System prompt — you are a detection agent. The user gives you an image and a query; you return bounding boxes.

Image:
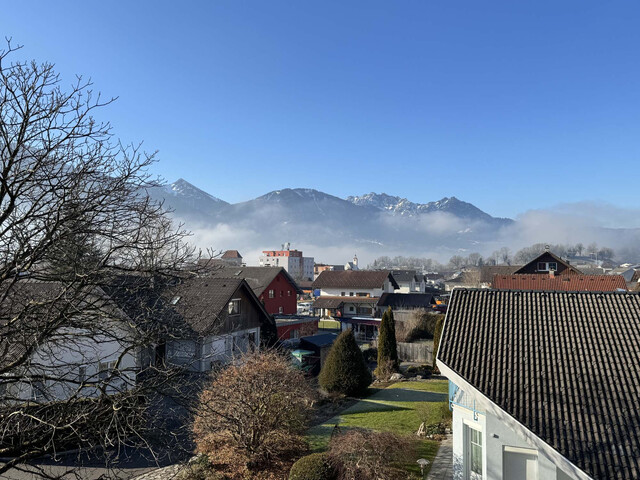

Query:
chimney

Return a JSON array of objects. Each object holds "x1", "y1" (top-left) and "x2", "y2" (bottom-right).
[{"x1": 549, "y1": 270, "x2": 555, "y2": 278}]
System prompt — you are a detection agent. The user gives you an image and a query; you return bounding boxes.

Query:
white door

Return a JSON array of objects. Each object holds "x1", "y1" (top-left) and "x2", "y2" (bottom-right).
[{"x1": 503, "y1": 447, "x2": 538, "y2": 479}]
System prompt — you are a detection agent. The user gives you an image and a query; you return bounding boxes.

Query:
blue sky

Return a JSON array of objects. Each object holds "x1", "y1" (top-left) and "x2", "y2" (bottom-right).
[{"x1": 2, "y1": 1, "x2": 640, "y2": 218}]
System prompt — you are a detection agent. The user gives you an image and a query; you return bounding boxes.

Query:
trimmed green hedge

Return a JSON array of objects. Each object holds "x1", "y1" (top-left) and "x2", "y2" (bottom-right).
[{"x1": 289, "y1": 453, "x2": 336, "y2": 480}]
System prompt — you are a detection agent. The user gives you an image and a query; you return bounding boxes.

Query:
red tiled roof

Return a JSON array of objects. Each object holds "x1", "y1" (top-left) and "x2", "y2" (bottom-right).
[
  {"x1": 221, "y1": 250, "x2": 242, "y2": 259},
  {"x1": 493, "y1": 274, "x2": 627, "y2": 292}
]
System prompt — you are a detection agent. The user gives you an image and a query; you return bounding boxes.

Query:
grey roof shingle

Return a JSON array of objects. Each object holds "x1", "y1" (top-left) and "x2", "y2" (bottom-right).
[
  {"x1": 313, "y1": 270, "x2": 400, "y2": 290},
  {"x1": 377, "y1": 293, "x2": 435, "y2": 308},
  {"x1": 438, "y1": 289, "x2": 640, "y2": 480},
  {"x1": 198, "y1": 264, "x2": 302, "y2": 295}
]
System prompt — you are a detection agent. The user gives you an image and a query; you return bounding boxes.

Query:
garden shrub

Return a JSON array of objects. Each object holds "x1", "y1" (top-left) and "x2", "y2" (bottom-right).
[
  {"x1": 193, "y1": 351, "x2": 314, "y2": 472},
  {"x1": 289, "y1": 453, "x2": 337, "y2": 480},
  {"x1": 328, "y1": 429, "x2": 414, "y2": 480},
  {"x1": 405, "y1": 364, "x2": 433, "y2": 378},
  {"x1": 319, "y1": 330, "x2": 372, "y2": 396}
]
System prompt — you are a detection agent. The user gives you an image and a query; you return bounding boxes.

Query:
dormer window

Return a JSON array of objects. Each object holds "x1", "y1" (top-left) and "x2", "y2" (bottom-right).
[{"x1": 228, "y1": 298, "x2": 241, "y2": 315}]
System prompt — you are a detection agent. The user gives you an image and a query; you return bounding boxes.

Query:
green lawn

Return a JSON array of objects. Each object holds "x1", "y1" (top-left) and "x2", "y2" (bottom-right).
[
  {"x1": 307, "y1": 379, "x2": 450, "y2": 477},
  {"x1": 318, "y1": 319, "x2": 341, "y2": 330}
]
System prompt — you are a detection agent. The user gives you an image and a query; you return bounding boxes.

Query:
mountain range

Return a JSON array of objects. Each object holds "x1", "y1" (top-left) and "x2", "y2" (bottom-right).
[{"x1": 147, "y1": 179, "x2": 516, "y2": 260}]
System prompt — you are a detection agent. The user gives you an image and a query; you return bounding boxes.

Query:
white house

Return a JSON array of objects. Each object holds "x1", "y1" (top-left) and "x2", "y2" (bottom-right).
[
  {"x1": 437, "y1": 288, "x2": 640, "y2": 480},
  {"x1": 1, "y1": 277, "x2": 275, "y2": 403},
  {"x1": 391, "y1": 270, "x2": 426, "y2": 293}
]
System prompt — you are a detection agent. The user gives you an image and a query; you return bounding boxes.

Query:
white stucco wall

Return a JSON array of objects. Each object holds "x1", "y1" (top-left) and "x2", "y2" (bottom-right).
[
  {"x1": 452, "y1": 405, "x2": 565, "y2": 479},
  {"x1": 320, "y1": 287, "x2": 383, "y2": 297}
]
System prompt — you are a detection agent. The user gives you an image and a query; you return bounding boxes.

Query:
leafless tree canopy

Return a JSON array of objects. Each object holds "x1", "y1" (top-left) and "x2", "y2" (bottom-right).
[{"x1": 0, "y1": 41, "x2": 202, "y2": 477}]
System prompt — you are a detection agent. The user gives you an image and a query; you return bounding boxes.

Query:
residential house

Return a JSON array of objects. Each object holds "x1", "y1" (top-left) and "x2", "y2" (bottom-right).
[
  {"x1": 391, "y1": 270, "x2": 426, "y2": 293},
  {"x1": 199, "y1": 264, "x2": 302, "y2": 315},
  {"x1": 437, "y1": 289, "x2": 640, "y2": 480},
  {"x1": 0, "y1": 281, "x2": 138, "y2": 402},
  {"x1": 312, "y1": 270, "x2": 399, "y2": 342},
  {"x1": 493, "y1": 273, "x2": 627, "y2": 291},
  {"x1": 109, "y1": 276, "x2": 276, "y2": 372},
  {"x1": 444, "y1": 270, "x2": 481, "y2": 292},
  {"x1": 513, "y1": 250, "x2": 582, "y2": 276},
  {"x1": 1, "y1": 276, "x2": 276, "y2": 402}
]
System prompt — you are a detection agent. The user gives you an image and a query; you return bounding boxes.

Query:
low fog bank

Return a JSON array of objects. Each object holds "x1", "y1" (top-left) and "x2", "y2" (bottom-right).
[{"x1": 178, "y1": 202, "x2": 640, "y2": 267}]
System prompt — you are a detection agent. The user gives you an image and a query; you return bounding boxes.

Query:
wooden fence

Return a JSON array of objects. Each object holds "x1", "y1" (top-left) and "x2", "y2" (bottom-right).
[{"x1": 372, "y1": 339, "x2": 434, "y2": 364}]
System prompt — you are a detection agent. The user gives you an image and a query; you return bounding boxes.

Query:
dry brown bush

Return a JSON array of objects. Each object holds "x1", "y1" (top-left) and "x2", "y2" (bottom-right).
[
  {"x1": 193, "y1": 351, "x2": 314, "y2": 476},
  {"x1": 396, "y1": 309, "x2": 442, "y2": 342},
  {"x1": 327, "y1": 429, "x2": 415, "y2": 480}
]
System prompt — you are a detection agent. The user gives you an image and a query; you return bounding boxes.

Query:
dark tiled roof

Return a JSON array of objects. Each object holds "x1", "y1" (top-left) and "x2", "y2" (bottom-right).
[
  {"x1": 313, "y1": 270, "x2": 399, "y2": 290},
  {"x1": 221, "y1": 250, "x2": 242, "y2": 259},
  {"x1": 300, "y1": 333, "x2": 338, "y2": 348},
  {"x1": 493, "y1": 274, "x2": 628, "y2": 292},
  {"x1": 479, "y1": 265, "x2": 521, "y2": 284},
  {"x1": 391, "y1": 270, "x2": 419, "y2": 283},
  {"x1": 198, "y1": 264, "x2": 302, "y2": 295},
  {"x1": 438, "y1": 289, "x2": 640, "y2": 480},
  {"x1": 377, "y1": 293, "x2": 435, "y2": 308},
  {"x1": 312, "y1": 296, "x2": 379, "y2": 309}
]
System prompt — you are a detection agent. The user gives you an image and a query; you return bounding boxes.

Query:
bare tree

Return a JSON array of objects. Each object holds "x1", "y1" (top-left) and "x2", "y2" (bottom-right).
[{"x1": 0, "y1": 41, "x2": 201, "y2": 477}]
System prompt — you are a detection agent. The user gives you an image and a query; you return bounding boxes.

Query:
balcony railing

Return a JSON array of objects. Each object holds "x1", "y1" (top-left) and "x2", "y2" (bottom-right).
[{"x1": 449, "y1": 381, "x2": 483, "y2": 419}]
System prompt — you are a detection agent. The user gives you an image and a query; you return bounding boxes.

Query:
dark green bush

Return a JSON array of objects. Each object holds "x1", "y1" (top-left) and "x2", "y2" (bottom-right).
[
  {"x1": 361, "y1": 347, "x2": 378, "y2": 363},
  {"x1": 406, "y1": 364, "x2": 433, "y2": 377},
  {"x1": 376, "y1": 307, "x2": 398, "y2": 375},
  {"x1": 289, "y1": 453, "x2": 337, "y2": 480},
  {"x1": 319, "y1": 330, "x2": 372, "y2": 396}
]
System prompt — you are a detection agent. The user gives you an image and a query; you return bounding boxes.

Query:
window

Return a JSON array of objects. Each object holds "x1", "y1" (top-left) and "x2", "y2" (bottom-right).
[
  {"x1": 269, "y1": 289, "x2": 275, "y2": 298},
  {"x1": 288, "y1": 290, "x2": 291, "y2": 296},
  {"x1": 537, "y1": 262, "x2": 558, "y2": 272},
  {"x1": 280, "y1": 290, "x2": 283, "y2": 297},
  {"x1": 278, "y1": 306, "x2": 284, "y2": 314},
  {"x1": 290, "y1": 329, "x2": 300, "y2": 339},
  {"x1": 98, "y1": 361, "x2": 116, "y2": 381},
  {"x1": 349, "y1": 292, "x2": 354, "y2": 296},
  {"x1": 341, "y1": 292, "x2": 346, "y2": 296},
  {"x1": 228, "y1": 298, "x2": 241, "y2": 315},
  {"x1": 466, "y1": 425, "x2": 483, "y2": 478}
]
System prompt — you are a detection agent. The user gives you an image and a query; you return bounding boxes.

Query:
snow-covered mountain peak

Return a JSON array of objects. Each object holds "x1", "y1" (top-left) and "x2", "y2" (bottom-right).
[{"x1": 168, "y1": 179, "x2": 228, "y2": 204}]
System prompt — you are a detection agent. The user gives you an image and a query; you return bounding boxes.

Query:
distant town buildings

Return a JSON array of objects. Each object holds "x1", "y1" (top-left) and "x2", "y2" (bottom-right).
[{"x1": 259, "y1": 243, "x2": 314, "y2": 281}]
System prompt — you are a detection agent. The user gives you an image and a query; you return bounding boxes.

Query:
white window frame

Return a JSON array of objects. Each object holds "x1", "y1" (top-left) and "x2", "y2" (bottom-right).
[
  {"x1": 269, "y1": 289, "x2": 275, "y2": 298},
  {"x1": 464, "y1": 424, "x2": 483, "y2": 479},
  {"x1": 228, "y1": 298, "x2": 241, "y2": 315}
]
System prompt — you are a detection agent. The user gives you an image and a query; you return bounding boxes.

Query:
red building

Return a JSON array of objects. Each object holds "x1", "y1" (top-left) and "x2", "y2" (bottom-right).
[{"x1": 199, "y1": 264, "x2": 301, "y2": 315}]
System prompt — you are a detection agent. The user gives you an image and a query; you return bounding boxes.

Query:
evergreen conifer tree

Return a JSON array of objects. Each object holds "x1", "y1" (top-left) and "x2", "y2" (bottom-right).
[
  {"x1": 319, "y1": 329, "x2": 372, "y2": 396},
  {"x1": 376, "y1": 307, "x2": 399, "y2": 374}
]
